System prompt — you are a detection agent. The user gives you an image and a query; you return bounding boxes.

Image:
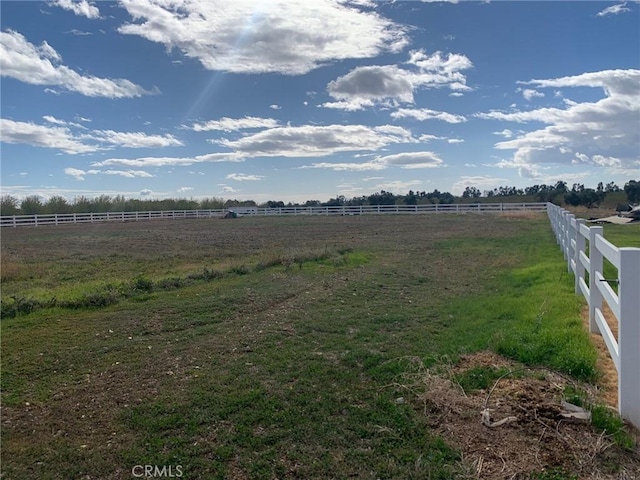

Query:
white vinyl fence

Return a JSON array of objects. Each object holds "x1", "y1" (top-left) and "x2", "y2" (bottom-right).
[
  {"x1": 547, "y1": 202, "x2": 640, "y2": 428},
  {"x1": 0, "y1": 202, "x2": 547, "y2": 228}
]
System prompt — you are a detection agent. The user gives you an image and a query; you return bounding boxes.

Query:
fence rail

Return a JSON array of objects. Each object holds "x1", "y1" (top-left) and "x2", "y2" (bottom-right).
[
  {"x1": 547, "y1": 202, "x2": 640, "y2": 428},
  {"x1": 0, "y1": 202, "x2": 548, "y2": 228}
]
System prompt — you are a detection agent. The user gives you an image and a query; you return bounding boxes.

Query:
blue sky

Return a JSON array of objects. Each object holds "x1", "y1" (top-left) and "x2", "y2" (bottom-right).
[{"x1": 1, "y1": 0, "x2": 639, "y2": 204}]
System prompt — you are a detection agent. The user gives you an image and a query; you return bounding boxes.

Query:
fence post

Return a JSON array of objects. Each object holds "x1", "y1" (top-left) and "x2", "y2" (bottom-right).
[
  {"x1": 588, "y1": 226, "x2": 604, "y2": 334},
  {"x1": 618, "y1": 248, "x2": 640, "y2": 427},
  {"x1": 574, "y1": 219, "x2": 586, "y2": 294},
  {"x1": 566, "y1": 214, "x2": 575, "y2": 272}
]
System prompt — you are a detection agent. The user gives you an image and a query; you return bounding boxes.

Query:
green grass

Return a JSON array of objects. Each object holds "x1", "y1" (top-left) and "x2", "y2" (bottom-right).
[
  {"x1": 0, "y1": 215, "x2": 608, "y2": 478},
  {"x1": 602, "y1": 223, "x2": 640, "y2": 248}
]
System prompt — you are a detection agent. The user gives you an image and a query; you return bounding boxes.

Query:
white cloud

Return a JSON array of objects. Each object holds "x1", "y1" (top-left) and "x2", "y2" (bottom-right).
[
  {"x1": 269, "y1": 104, "x2": 281, "y2": 110},
  {"x1": 301, "y1": 161, "x2": 388, "y2": 171},
  {"x1": 50, "y1": 0, "x2": 100, "y2": 19},
  {"x1": 226, "y1": 173, "x2": 265, "y2": 181},
  {"x1": 375, "y1": 151, "x2": 444, "y2": 169},
  {"x1": 117, "y1": 0, "x2": 408, "y2": 75},
  {"x1": 373, "y1": 180, "x2": 422, "y2": 192},
  {"x1": 220, "y1": 185, "x2": 239, "y2": 194},
  {"x1": 391, "y1": 108, "x2": 467, "y2": 123},
  {"x1": 218, "y1": 124, "x2": 417, "y2": 158},
  {"x1": 1, "y1": 119, "x2": 96, "y2": 154},
  {"x1": 190, "y1": 116, "x2": 279, "y2": 132},
  {"x1": 177, "y1": 187, "x2": 194, "y2": 193},
  {"x1": 447, "y1": 138, "x2": 464, "y2": 144},
  {"x1": 92, "y1": 152, "x2": 241, "y2": 168},
  {"x1": 597, "y1": 2, "x2": 631, "y2": 17},
  {"x1": 65, "y1": 29, "x2": 93, "y2": 36},
  {"x1": 492, "y1": 129, "x2": 515, "y2": 138},
  {"x1": 302, "y1": 150, "x2": 443, "y2": 171},
  {"x1": 87, "y1": 130, "x2": 184, "y2": 148},
  {"x1": 64, "y1": 167, "x2": 88, "y2": 180},
  {"x1": 2, "y1": 118, "x2": 184, "y2": 153},
  {"x1": 43, "y1": 115, "x2": 86, "y2": 129},
  {"x1": 64, "y1": 167, "x2": 154, "y2": 180},
  {"x1": 140, "y1": 189, "x2": 153, "y2": 196},
  {"x1": 323, "y1": 50, "x2": 473, "y2": 110},
  {"x1": 0, "y1": 30, "x2": 155, "y2": 98},
  {"x1": 521, "y1": 88, "x2": 544, "y2": 101},
  {"x1": 479, "y1": 69, "x2": 640, "y2": 176}
]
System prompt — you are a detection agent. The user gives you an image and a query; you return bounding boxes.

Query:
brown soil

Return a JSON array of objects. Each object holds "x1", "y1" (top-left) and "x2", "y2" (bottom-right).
[
  {"x1": 582, "y1": 303, "x2": 619, "y2": 409},
  {"x1": 404, "y1": 352, "x2": 640, "y2": 479}
]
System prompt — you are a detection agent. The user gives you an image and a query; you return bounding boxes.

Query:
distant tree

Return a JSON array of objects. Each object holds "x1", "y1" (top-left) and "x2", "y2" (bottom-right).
[
  {"x1": 580, "y1": 189, "x2": 601, "y2": 208},
  {"x1": 462, "y1": 186, "x2": 481, "y2": 198},
  {"x1": 44, "y1": 195, "x2": 71, "y2": 214},
  {"x1": 404, "y1": 190, "x2": 418, "y2": 205},
  {"x1": 304, "y1": 200, "x2": 321, "y2": 207},
  {"x1": 200, "y1": 197, "x2": 224, "y2": 210},
  {"x1": 0, "y1": 195, "x2": 20, "y2": 215},
  {"x1": 324, "y1": 196, "x2": 346, "y2": 207},
  {"x1": 554, "y1": 181, "x2": 568, "y2": 194},
  {"x1": 20, "y1": 195, "x2": 44, "y2": 215},
  {"x1": 368, "y1": 190, "x2": 396, "y2": 205},
  {"x1": 624, "y1": 180, "x2": 640, "y2": 203},
  {"x1": 605, "y1": 182, "x2": 620, "y2": 193},
  {"x1": 564, "y1": 190, "x2": 581, "y2": 207},
  {"x1": 72, "y1": 195, "x2": 93, "y2": 213}
]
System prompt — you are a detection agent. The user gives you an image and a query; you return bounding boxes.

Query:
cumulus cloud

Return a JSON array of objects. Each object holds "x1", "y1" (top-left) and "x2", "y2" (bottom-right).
[
  {"x1": 0, "y1": 30, "x2": 156, "y2": 98},
  {"x1": 92, "y1": 123, "x2": 427, "y2": 169},
  {"x1": 1, "y1": 118, "x2": 183, "y2": 153},
  {"x1": 391, "y1": 108, "x2": 467, "y2": 123},
  {"x1": 521, "y1": 88, "x2": 544, "y2": 101},
  {"x1": 50, "y1": 0, "x2": 100, "y2": 19},
  {"x1": 43, "y1": 115, "x2": 86, "y2": 129},
  {"x1": 217, "y1": 124, "x2": 416, "y2": 158},
  {"x1": 476, "y1": 69, "x2": 640, "y2": 176},
  {"x1": 597, "y1": 2, "x2": 631, "y2": 17},
  {"x1": 177, "y1": 186, "x2": 194, "y2": 193},
  {"x1": 87, "y1": 130, "x2": 184, "y2": 148},
  {"x1": 376, "y1": 151, "x2": 444, "y2": 168},
  {"x1": 226, "y1": 173, "x2": 265, "y2": 181},
  {"x1": 64, "y1": 167, "x2": 154, "y2": 180},
  {"x1": 302, "y1": 150, "x2": 444, "y2": 171},
  {"x1": 190, "y1": 116, "x2": 279, "y2": 132},
  {"x1": 374, "y1": 180, "x2": 423, "y2": 192},
  {"x1": 492, "y1": 129, "x2": 515, "y2": 138},
  {"x1": 1, "y1": 118, "x2": 96, "y2": 154},
  {"x1": 117, "y1": 0, "x2": 408, "y2": 75},
  {"x1": 323, "y1": 49, "x2": 473, "y2": 110}
]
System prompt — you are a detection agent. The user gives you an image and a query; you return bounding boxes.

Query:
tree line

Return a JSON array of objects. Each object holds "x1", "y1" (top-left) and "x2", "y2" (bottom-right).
[{"x1": 1, "y1": 180, "x2": 638, "y2": 216}]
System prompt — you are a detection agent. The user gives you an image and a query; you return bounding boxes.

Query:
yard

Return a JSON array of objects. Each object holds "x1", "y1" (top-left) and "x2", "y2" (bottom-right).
[{"x1": 1, "y1": 214, "x2": 638, "y2": 479}]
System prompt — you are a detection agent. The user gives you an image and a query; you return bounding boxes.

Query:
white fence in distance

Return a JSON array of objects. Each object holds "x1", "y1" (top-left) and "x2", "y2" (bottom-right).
[
  {"x1": 0, "y1": 202, "x2": 548, "y2": 228},
  {"x1": 547, "y1": 202, "x2": 640, "y2": 428}
]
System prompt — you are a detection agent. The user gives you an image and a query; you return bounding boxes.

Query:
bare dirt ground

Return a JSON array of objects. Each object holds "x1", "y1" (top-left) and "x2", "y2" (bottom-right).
[{"x1": 403, "y1": 351, "x2": 640, "y2": 480}]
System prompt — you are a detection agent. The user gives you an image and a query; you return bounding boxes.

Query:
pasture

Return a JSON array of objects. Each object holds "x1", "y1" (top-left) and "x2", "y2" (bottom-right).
[{"x1": 1, "y1": 214, "x2": 638, "y2": 479}]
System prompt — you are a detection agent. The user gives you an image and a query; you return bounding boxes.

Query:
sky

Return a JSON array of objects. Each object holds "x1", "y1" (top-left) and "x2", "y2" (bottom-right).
[{"x1": 1, "y1": 0, "x2": 639, "y2": 204}]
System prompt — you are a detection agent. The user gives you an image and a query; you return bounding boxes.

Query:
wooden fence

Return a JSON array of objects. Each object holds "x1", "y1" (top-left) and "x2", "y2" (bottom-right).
[
  {"x1": 0, "y1": 202, "x2": 547, "y2": 228},
  {"x1": 547, "y1": 202, "x2": 640, "y2": 428}
]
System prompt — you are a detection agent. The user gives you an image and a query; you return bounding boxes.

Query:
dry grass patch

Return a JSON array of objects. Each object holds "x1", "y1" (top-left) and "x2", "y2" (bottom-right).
[{"x1": 395, "y1": 352, "x2": 640, "y2": 480}]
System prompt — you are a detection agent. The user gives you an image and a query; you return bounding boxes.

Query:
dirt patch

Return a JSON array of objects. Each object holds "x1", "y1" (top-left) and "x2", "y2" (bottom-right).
[
  {"x1": 582, "y1": 303, "x2": 619, "y2": 409},
  {"x1": 401, "y1": 352, "x2": 640, "y2": 479}
]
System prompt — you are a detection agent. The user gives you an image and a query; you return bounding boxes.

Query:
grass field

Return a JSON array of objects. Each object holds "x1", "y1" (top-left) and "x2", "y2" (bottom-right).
[{"x1": 1, "y1": 214, "x2": 637, "y2": 479}]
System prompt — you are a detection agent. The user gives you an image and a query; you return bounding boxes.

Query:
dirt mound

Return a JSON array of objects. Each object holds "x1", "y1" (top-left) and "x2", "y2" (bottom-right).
[{"x1": 401, "y1": 352, "x2": 640, "y2": 479}]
